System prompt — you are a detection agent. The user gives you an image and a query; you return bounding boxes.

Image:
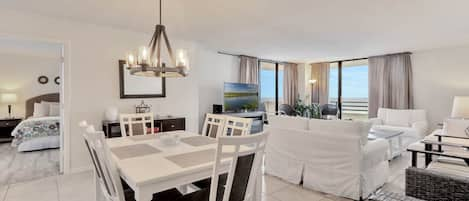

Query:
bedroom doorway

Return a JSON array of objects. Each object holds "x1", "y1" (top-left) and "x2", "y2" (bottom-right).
[{"x1": 0, "y1": 37, "x2": 66, "y2": 185}]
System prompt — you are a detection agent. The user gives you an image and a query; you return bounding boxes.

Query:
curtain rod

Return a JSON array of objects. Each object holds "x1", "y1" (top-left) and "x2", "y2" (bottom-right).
[
  {"x1": 326, "y1": 51, "x2": 412, "y2": 64},
  {"x1": 217, "y1": 51, "x2": 291, "y2": 64}
]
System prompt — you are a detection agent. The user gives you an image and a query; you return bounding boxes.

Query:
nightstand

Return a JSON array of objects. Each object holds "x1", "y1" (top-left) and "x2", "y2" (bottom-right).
[{"x1": 0, "y1": 118, "x2": 22, "y2": 143}]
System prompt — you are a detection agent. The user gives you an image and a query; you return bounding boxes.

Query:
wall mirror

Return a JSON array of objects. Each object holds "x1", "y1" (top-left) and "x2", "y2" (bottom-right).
[{"x1": 119, "y1": 60, "x2": 166, "y2": 99}]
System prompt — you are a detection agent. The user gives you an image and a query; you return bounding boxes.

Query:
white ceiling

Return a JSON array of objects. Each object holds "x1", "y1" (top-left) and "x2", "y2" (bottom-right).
[{"x1": 3, "y1": 0, "x2": 469, "y2": 62}]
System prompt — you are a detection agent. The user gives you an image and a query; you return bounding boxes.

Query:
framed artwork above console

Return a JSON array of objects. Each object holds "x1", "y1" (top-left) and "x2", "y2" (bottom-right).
[{"x1": 119, "y1": 60, "x2": 166, "y2": 99}]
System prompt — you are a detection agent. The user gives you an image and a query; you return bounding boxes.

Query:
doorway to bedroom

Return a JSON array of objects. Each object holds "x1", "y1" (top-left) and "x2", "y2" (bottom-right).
[{"x1": 0, "y1": 37, "x2": 65, "y2": 186}]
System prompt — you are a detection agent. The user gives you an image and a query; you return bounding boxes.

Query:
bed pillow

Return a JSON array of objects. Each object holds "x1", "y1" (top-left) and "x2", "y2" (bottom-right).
[
  {"x1": 41, "y1": 101, "x2": 59, "y2": 115},
  {"x1": 49, "y1": 104, "x2": 60, "y2": 116},
  {"x1": 33, "y1": 103, "x2": 49, "y2": 117}
]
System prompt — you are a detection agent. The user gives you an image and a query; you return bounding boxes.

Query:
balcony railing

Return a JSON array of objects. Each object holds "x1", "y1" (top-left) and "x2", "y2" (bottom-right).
[{"x1": 330, "y1": 98, "x2": 369, "y2": 120}]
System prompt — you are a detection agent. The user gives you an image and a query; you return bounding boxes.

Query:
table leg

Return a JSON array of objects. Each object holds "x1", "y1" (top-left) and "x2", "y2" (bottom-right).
[
  {"x1": 411, "y1": 151, "x2": 417, "y2": 167},
  {"x1": 135, "y1": 186, "x2": 153, "y2": 201},
  {"x1": 388, "y1": 139, "x2": 393, "y2": 160},
  {"x1": 438, "y1": 135, "x2": 442, "y2": 152},
  {"x1": 254, "y1": 168, "x2": 262, "y2": 201},
  {"x1": 398, "y1": 136, "x2": 403, "y2": 155},
  {"x1": 424, "y1": 144, "x2": 433, "y2": 167}
]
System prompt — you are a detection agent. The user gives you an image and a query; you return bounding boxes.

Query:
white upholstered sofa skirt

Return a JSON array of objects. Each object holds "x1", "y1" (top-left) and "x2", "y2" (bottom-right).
[{"x1": 265, "y1": 115, "x2": 389, "y2": 200}]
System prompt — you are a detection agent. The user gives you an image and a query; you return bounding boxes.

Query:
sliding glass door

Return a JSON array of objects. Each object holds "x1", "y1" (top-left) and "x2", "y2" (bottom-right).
[
  {"x1": 259, "y1": 61, "x2": 284, "y2": 114},
  {"x1": 341, "y1": 60, "x2": 369, "y2": 120},
  {"x1": 328, "y1": 59, "x2": 369, "y2": 120}
]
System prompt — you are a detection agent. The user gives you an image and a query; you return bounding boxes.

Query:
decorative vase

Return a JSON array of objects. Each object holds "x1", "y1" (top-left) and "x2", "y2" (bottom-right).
[{"x1": 105, "y1": 107, "x2": 119, "y2": 121}]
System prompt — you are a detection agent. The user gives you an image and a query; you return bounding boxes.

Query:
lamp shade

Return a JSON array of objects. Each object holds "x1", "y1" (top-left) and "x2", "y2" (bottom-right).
[
  {"x1": 451, "y1": 96, "x2": 469, "y2": 118},
  {"x1": 0, "y1": 93, "x2": 18, "y2": 104}
]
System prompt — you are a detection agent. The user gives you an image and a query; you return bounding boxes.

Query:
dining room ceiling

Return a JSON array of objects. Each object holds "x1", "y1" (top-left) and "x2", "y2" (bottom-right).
[{"x1": 3, "y1": 0, "x2": 469, "y2": 62}]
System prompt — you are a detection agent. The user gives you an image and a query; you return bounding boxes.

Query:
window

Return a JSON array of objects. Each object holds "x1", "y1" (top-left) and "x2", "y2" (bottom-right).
[
  {"x1": 328, "y1": 59, "x2": 369, "y2": 120},
  {"x1": 341, "y1": 60, "x2": 369, "y2": 120},
  {"x1": 260, "y1": 62, "x2": 276, "y2": 113},
  {"x1": 259, "y1": 61, "x2": 285, "y2": 113}
]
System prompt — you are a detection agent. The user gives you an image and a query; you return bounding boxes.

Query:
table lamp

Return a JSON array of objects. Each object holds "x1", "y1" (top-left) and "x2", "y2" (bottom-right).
[
  {"x1": 1, "y1": 93, "x2": 18, "y2": 119},
  {"x1": 451, "y1": 96, "x2": 469, "y2": 137},
  {"x1": 451, "y1": 96, "x2": 469, "y2": 118}
]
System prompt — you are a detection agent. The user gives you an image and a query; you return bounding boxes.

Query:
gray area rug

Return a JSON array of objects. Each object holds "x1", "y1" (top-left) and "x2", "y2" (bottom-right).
[
  {"x1": 0, "y1": 143, "x2": 59, "y2": 186},
  {"x1": 369, "y1": 189, "x2": 424, "y2": 201}
]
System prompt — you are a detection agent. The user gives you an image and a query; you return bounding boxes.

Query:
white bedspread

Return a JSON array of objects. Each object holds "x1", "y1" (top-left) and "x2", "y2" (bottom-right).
[{"x1": 11, "y1": 116, "x2": 60, "y2": 152}]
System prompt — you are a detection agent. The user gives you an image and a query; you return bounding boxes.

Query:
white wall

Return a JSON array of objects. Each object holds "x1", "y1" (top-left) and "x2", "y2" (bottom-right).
[
  {"x1": 195, "y1": 48, "x2": 239, "y2": 131},
  {"x1": 0, "y1": 9, "x2": 235, "y2": 173},
  {"x1": 0, "y1": 53, "x2": 61, "y2": 118},
  {"x1": 412, "y1": 46, "x2": 469, "y2": 129}
]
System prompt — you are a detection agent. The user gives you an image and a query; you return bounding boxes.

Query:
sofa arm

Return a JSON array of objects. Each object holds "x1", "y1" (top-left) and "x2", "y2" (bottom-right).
[
  {"x1": 412, "y1": 121, "x2": 429, "y2": 137},
  {"x1": 367, "y1": 118, "x2": 383, "y2": 126},
  {"x1": 363, "y1": 139, "x2": 389, "y2": 169}
]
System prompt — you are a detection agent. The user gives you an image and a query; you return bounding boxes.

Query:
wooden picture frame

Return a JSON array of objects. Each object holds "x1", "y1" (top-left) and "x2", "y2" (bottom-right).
[{"x1": 119, "y1": 60, "x2": 166, "y2": 99}]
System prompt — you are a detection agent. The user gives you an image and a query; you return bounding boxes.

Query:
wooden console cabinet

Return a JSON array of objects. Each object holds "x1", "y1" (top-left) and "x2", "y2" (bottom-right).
[{"x1": 102, "y1": 116, "x2": 185, "y2": 138}]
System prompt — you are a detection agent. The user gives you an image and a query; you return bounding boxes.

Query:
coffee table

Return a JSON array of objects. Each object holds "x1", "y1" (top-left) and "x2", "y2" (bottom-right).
[{"x1": 369, "y1": 128, "x2": 405, "y2": 160}]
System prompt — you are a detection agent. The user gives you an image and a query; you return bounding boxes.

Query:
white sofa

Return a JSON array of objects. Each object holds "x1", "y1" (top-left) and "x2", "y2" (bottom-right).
[
  {"x1": 265, "y1": 115, "x2": 389, "y2": 200},
  {"x1": 369, "y1": 108, "x2": 429, "y2": 158}
]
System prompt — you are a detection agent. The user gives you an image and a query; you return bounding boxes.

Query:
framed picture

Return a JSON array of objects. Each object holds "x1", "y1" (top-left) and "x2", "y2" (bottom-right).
[{"x1": 119, "y1": 60, "x2": 166, "y2": 99}]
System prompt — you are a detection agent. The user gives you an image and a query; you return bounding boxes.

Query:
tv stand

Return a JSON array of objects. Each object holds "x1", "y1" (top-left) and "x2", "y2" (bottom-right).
[{"x1": 223, "y1": 111, "x2": 264, "y2": 133}]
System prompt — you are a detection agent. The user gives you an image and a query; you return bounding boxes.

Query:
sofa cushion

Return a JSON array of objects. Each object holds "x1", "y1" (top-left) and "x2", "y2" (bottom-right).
[
  {"x1": 443, "y1": 118, "x2": 469, "y2": 138},
  {"x1": 308, "y1": 119, "x2": 370, "y2": 145},
  {"x1": 268, "y1": 115, "x2": 309, "y2": 130},
  {"x1": 384, "y1": 109, "x2": 411, "y2": 127}
]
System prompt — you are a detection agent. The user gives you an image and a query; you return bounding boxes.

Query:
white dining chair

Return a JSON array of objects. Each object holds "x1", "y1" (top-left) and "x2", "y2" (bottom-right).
[
  {"x1": 175, "y1": 131, "x2": 269, "y2": 201},
  {"x1": 83, "y1": 125, "x2": 126, "y2": 201},
  {"x1": 201, "y1": 113, "x2": 227, "y2": 138},
  {"x1": 222, "y1": 116, "x2": 253, "y2": 136},
  {"x1": 119, "y1": 113, "x2": 155, "y2": 137},
  {"x1": 82, "y1": 124, "x2": 182, "y2": 201}
]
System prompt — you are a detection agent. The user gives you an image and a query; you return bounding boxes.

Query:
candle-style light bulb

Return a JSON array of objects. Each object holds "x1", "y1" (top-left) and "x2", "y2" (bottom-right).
[
  {"x1": 139, "y1": 46, "x2": 148, "y2": 64},
  {"x1": 127, "y1": 53, "x2": 136, "y2": 67}
]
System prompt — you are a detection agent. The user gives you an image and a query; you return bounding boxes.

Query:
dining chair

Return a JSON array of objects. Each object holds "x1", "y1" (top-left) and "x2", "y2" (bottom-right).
[
  {"x1": 119, "y1": 113, "x2": 155, "y2": 137},
  {"x1": 82, "y1": 123, "x2": 182, "y2": 201},
  {"x1": 175, "y1": 131, "x2": 269, "y2": 201},
  {"x1": 222, "y1": 116, "x2": 253, "y2": 136},
  {"x1": 201, "y1": 113, "x2": 227, "y2": 138}
]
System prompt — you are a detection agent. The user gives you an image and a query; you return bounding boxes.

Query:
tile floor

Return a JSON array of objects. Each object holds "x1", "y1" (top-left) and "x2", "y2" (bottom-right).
[{"x1": 0, "y1": 153, "x2": 417, "y2": 201}]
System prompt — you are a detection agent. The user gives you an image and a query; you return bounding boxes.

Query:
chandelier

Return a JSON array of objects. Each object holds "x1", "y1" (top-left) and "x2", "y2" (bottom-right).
[{"x1": 125, "y1": 0, "x2": 189, "y2": 77}]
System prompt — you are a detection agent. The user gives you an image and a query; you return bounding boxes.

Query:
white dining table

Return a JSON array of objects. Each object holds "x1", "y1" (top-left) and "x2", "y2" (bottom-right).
[{"x1": 96, "y1": 130, "x2": 262, "y2": 201}]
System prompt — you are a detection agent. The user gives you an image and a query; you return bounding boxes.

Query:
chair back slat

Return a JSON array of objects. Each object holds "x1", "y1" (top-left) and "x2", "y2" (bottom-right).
[
  {"x1": 209, "y1": 131, "x2": 269, "y2": 201},
  {"x1": 223, "y1": 116, "x2": 253, "y2": 136},
  {"x1": 81, "y1": 122, "x2": 125, "y2": 201},
  {"x1": 119, "y1": 113, "x2": 154, "y2": 137},
  {"x1": 202, "y1": 114, "x2": 227, "y2": 138}
]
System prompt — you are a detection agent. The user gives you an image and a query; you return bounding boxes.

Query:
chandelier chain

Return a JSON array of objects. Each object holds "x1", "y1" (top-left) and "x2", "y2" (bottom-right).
[{"x1": 159, "y1": 0, "x2": 162, "y2": 25}]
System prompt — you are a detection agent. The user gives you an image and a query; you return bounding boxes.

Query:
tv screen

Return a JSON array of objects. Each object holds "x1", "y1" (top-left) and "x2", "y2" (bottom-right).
[{"x1": 224, "y1": 82, "x2": 259, "y2": 112}]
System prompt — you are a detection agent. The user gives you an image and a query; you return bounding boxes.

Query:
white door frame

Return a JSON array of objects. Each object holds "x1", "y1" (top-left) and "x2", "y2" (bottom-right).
[{"x1": 0, "y1": 35, "x2": 72, "y2": 174}]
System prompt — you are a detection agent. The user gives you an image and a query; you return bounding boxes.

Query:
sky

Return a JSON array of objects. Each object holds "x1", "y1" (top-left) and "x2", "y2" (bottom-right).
[
  {"x1": 329, "y1": 65, "x2": 368, "y2": 99},
  {"x1": 225, "y1": 82, "x2": 258, "y2": 93},
  {"x1": 260, "y1": 65, "x2": 368, "y2": 100},
  {"x1": 260, "y1": 69, "x2": 283, "y2": 99}
]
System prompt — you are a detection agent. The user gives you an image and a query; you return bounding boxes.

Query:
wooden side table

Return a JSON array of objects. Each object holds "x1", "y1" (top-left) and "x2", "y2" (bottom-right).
[{"x1": 0, "y1": 118, "x2": 22, "y2": 143}]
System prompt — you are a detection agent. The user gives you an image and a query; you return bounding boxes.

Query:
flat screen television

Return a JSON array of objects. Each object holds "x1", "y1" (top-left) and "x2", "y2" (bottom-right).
[{"x1": 224, "y1": 82, "x2": 259, "y2": 112}]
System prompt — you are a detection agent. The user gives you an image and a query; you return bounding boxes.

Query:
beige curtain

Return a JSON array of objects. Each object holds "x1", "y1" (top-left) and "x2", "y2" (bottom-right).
[
  {"x1": 310, "y1": 63, "x2": 330, "y2": 105},
  {"x1": 283, "y1": 63, "x2": 298, "y2": 106},
  {"x1": 368, "y1": 53, "x2": 413, "y2": 117},
  {"x1": 239, "y1": 56, "x2": 259, "y2": 84}
]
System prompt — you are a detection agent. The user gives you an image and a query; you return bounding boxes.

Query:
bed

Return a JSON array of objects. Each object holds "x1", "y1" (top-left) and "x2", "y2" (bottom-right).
[{"x1": 11, "y1": 93, "x2": 60, "y2": 152}]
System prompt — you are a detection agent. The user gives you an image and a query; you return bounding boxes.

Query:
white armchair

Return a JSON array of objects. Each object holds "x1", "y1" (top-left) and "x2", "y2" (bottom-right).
[{"x1": 369, "y1": 108, "x2": 429, "y2": 157}]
